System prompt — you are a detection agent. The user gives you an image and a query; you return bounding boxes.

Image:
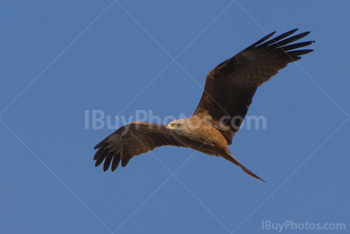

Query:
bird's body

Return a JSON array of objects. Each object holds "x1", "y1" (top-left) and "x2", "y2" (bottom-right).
[
  {"x1": 93, "y1": 29, "x2": 314, "y2": 181},
  {"x1": 167, "y1": 118, "x2": 227, "y2": 156}
]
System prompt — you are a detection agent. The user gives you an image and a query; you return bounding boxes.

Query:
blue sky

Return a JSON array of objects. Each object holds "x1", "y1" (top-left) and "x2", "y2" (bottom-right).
[{"x1": 1, "y1": 1, "x2": 349, "y2": 233}]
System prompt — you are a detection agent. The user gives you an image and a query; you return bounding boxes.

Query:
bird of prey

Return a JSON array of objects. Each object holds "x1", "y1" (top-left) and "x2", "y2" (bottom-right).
[{"x1": 93, "y1": 29, "x2": 314, "y2": 181}]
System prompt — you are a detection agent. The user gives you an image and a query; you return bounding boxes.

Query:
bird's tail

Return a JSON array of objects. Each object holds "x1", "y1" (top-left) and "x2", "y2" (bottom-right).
[{"x1": 223, "y1": 152, "x2": 265, "y2": 182}]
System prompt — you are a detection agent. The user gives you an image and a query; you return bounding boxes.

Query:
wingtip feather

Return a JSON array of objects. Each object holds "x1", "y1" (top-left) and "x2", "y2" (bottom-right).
[
  {"x1": 111, "y1": 154, "x2": 120, "y2": 171},
  {"x1": 95, "y1": 157, "x2": 104, "y2": 167},
  {"x1": 249, "y1": 31, "x2": 276, "y2": 48}
]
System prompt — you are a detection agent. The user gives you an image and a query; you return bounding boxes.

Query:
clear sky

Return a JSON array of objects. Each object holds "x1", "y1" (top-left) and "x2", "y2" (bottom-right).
[{"x1": 1, "y1": 1, "x2": 349, "y2": 233}]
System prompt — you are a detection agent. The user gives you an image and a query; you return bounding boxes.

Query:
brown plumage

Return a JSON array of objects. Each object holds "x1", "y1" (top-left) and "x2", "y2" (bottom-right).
[{"x1": 93, "y1": 29, "x2": 314, "y2": 181}]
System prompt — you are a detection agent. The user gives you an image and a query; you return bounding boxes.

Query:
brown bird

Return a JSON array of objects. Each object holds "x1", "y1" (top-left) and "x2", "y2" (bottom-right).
[{"x1": 93, "y1": 29, "x2": 314, "y2": 181}]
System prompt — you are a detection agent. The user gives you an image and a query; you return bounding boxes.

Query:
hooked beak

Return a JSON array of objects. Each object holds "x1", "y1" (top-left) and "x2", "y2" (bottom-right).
[{"x1": 167, "y1": 124, "x2": 176, "y2": 130}]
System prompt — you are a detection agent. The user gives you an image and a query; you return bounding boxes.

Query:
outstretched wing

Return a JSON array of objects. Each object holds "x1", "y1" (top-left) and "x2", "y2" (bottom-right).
[
  {"x1": 93, "y1": 122, "x2": 184, "y2": 171},
  {"x1": 192, "y1": 29, "x2": 314, "y2": 145}
]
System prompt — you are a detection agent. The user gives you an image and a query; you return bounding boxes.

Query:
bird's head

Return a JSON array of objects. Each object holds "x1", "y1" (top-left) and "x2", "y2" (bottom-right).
[{"x1": 166, "y1": 119, "x2": 186, "y2": 131}]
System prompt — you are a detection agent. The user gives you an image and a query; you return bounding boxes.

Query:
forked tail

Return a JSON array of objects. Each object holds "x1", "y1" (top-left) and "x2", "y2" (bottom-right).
[{"x1": 224, "y1": 152, "x2": 265, "y2": 182}]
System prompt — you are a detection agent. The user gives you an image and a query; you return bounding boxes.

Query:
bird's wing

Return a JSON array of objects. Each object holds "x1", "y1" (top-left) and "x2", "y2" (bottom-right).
[
  {"x1": 192, "y1": 29, "x2": 314, "y2": 145},
  {"x1": 93, "y1": 121, "x2": 184, "y2": 171}
]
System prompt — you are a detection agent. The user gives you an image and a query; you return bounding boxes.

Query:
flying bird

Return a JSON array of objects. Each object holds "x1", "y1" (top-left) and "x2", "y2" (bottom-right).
[{"x1": 93, "y1": 29, "x2": 314, "y2": 181}]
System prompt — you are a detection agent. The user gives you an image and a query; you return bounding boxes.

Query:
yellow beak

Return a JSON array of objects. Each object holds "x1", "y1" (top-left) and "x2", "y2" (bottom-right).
[{"x1": 167, "y1": 124, "x2": 176, "y2": 130}]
